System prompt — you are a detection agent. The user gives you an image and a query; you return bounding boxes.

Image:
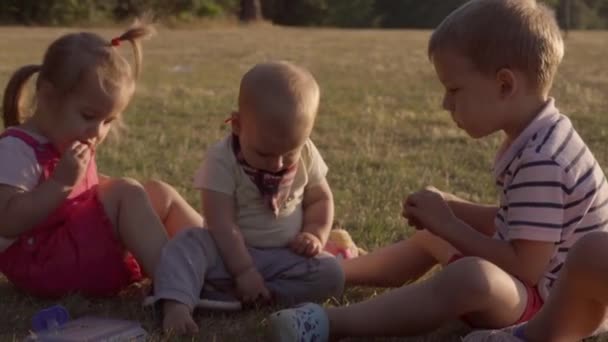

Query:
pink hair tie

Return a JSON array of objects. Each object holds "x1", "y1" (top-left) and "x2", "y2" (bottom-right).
[{"x1": 110, "y1": 37, "x2": 121, "y2": 47}]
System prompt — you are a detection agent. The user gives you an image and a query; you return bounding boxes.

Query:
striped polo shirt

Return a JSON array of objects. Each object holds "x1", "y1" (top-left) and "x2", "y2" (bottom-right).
[{"x1": 493, "y1": 98, "x2": 608, "y2": 300}]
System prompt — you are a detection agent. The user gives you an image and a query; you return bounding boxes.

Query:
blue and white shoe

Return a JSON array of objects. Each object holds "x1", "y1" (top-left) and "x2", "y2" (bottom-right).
[{"x1": 269, "y1": 303, "x2": 329, "y2": 342}]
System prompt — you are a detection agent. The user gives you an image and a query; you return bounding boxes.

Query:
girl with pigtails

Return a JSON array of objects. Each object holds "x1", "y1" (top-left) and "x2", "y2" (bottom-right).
[{"x1": 0, "y1": 21, "x2": 202, "y2": 297}]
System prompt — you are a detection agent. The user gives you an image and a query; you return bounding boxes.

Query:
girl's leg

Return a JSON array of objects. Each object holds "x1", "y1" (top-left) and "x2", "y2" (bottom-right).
[
  {"x1": 272, "y1": 257, "x2": 528, "y2": 339},
  {"x1": 98, "y1": 178, "x2": 169, "y2": 277},
  {"x1": 143, "y1": 180, "x2": 204, "y2": 237},
  {"x1": 343, "y1": 229, "x2": 459, "y2": 287}
]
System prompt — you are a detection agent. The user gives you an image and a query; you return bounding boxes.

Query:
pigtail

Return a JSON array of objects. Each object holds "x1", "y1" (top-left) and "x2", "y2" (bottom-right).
[
  {"x1": 2, "y1": 65, "x2": 41, "y2": 128},
  {"x1": 111, "y1": 18, "x2": 156, "y2": 80}
]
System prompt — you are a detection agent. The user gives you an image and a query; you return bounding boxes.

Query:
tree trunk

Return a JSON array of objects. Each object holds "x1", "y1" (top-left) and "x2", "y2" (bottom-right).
[{"x1": 240, "y1": 0, "x2": 263, "y2": 22}]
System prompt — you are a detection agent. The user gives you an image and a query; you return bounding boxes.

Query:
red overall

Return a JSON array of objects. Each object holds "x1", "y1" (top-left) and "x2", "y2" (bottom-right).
[{"x1": 0, "y1": 129, "x2": 142, "y2": 297}]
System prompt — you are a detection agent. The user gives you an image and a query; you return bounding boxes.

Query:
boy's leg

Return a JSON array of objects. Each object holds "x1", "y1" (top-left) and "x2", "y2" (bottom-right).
[
  {"x1": 343, "y1": 229, "x2": 459, "y2": 287},
  {"x1": 143, "y1": 180, "x2": 204, "y2": 237},
  {"x1": 273, "y1": 256, "x2": 528, "y2": 339},
  {"x1": 98, "y1": 178, "x2": 169, "y2": 277}
]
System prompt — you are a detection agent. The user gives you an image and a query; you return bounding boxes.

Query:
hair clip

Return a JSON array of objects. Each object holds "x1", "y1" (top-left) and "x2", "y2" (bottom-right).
[{"x1": 110, "y1": 38, "x2": 121, "y2": 47}]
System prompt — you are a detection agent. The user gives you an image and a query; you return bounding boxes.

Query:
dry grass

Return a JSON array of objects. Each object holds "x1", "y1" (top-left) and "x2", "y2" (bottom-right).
[{"x1": 0, "y1": 26, "x2": 607, "y2": 341}]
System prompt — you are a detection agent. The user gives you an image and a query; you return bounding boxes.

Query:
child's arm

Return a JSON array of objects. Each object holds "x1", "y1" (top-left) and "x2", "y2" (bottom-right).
[
  {"x1": 443, "y1": 191, "x2": 498, "y2": 237},
  {"x1": 289, "y1": 179, "x2": 333, "y2": 256},
  {"x1": 0, "y1": 181, "x2": 72, "y2": 237},
  {"x1": 404, "y1": 188, "x2": 553, "y2": 284},
  {"x1": 301, "y1": 179, "x2": 334, "y2": 245},
  {"x1": 438, "y1": 219, "x2": 554, "y2": 285},
  {"x1": 0, "y1": 142, "x2": 90, "y2": 237},
  {"x1": 201, "y1": 189, "x2": 270, "y2": 302}
]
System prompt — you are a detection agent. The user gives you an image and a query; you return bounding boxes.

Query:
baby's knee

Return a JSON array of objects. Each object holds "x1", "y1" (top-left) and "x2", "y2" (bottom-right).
[
  {"x1": 172, "y1": 227, "x2": 212, "y2": 246},
  {"x1": 168, "y1": 228, "x2": 217, "y2": 257}
]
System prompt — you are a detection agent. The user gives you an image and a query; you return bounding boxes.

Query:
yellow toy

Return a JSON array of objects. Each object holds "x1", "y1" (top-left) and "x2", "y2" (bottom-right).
[{"x1": 324, "y1": 229, "x2": 366, "y2": 260}]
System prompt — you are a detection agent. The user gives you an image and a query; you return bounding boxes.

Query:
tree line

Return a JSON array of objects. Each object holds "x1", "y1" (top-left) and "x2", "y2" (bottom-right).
[{"x1": 0, "y1": 0, "x2": 606, "y2": 29}]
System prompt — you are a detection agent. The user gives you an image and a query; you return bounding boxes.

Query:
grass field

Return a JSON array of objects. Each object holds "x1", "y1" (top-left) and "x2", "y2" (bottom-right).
[{"x1": 0, "y1": 26, "x2": 607, "y2": 341}]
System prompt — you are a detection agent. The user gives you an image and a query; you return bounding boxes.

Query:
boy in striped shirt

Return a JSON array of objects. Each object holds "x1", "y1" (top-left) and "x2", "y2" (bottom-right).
[{"x1": 269, "y1": 0, "x2": 608, "y2": 341}]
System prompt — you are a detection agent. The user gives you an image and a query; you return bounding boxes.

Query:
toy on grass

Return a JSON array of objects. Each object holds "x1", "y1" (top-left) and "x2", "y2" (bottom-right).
[
  {"x1": 25, "y1": 305, "x2": 147, "y2": 341},
  {"x1": 324, "y1": 228, "x2": 367, "y2": 260}
]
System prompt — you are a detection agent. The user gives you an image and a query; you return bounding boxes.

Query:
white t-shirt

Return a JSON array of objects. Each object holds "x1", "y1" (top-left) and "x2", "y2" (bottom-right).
[
  {"x1": 193, "y1": 135, "x2": 328, "y2": 248},
  {"x1": 0, "y1": 128, "x2": 49, "y2": 251}
]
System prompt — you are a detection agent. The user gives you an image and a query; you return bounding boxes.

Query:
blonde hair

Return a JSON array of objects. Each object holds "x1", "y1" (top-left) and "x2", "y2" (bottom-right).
[
  {"x1": 238, "y1": 61, "x2": 320, "y2": 131},
  {"x1": 428, "y1": 0, "x2": 564, "y2": 95},
  {"x1": 2, "y1": 19, "x2": 155, "y2": 128}
]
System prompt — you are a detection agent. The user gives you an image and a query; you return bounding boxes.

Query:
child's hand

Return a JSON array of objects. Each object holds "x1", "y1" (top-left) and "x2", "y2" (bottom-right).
[
  {"x1": 289, "y1": 232, "x2": 323, "y2": 257},
  {"x1": 235, "y1": 267, "x2": 271, "y2": 304},
  {"x1": 51, "y1": 142, "x2": 91, "y2": 188},
  {"x1": 402, "y1": 186, "x2": 457, "y2": 237},
  {"x1": 402, "y1": 212, "x2": 425, "y2": 230}
]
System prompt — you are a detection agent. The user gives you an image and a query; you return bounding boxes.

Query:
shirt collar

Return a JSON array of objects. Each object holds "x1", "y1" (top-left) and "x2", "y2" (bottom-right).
[{"x1": 493, "y1": 98, "x2": 560, "y2": 179}]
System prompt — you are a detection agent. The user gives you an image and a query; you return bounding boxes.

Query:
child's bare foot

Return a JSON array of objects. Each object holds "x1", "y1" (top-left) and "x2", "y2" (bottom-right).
[{"x1": 162, "y1": 300, "x2": 199, "y2": 335}]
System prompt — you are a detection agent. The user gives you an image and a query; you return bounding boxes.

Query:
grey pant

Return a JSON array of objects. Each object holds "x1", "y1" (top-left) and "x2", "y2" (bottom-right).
[{"x1": 153, "y1": 228, "x2": 344, "y2": 309}]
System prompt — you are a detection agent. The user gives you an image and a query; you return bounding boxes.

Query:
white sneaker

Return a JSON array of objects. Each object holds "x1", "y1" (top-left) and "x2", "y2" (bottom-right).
[{"x1": 269, "y1": 303, "x2": 329, "y2": 342}]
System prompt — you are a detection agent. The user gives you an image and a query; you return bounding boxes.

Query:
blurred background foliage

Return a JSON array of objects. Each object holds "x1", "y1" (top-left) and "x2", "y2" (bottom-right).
[{"x1": 0, "y1": 0, "x2": 604, "y2": 30}]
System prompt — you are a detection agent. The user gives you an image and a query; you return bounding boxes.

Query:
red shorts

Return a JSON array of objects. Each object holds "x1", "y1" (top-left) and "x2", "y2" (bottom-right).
[
  {"x1": 448, "y1": 254, "x2": 543, "y2": 325},
  {"x1": 0, "y1": 188, "x2": 142, "y2": 297}
]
